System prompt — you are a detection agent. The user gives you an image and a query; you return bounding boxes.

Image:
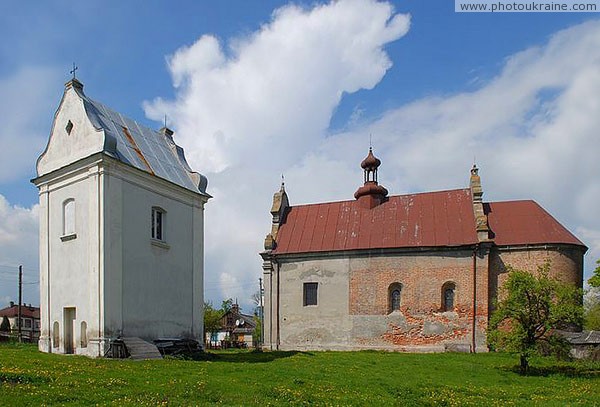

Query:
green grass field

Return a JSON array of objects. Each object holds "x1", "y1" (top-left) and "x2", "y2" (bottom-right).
[{"x1": 0, "y1": 343, "x2": 599, "y2": 406}]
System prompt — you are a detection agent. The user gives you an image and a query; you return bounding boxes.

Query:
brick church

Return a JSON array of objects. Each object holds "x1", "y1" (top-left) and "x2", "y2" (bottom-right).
[{"x1": 260, "y1": 148, "x2": 586, "y2": 352}]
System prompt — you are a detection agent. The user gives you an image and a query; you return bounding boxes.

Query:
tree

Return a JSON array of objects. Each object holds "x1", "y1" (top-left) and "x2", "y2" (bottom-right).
[
  {"x1": 251, "y1": 290, "x2": 263, "y2": 318},
  {"x1": 584, "y1": 259, "x2": 600, "y2": 330},
  {"x1": 203, "y1": 302, "x2": 223, "y2": 347},
  {"x1": 488, "y1": 264, "x2": 583, "y2": 374},
  {"x1": 588, "y1": 259, "x2": 600, "y2": 288},
  {"x1": 584, "y1": 300, "x2": 600, "y2": 330},
  {"x1": 0, "y1": 316, "x2": 10, "y2": 333},
  {"x1": 221, "y1": 298, "x2": 234, "y2": 313},
  {"x1": 253, "y1": 315, "x2": 262, "y2": 345}
]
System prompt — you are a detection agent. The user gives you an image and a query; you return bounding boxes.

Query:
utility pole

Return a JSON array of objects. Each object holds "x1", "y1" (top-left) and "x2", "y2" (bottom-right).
[
  {"x1": 18, "y1": 265, "x2": 22, "y2": 343},
  {"x1": 259, "y1": 277, "x2": 264, "y2": 348}
]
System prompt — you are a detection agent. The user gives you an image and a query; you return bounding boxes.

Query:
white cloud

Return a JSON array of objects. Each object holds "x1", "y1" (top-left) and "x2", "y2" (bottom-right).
[
  {"x1": 144, "y1": 0, "x2": 410, "y2": 174},
  {"x1": 147, "y1": 1, "x2": 600, "y2": 310},
  {"x1": 144, "y1": 0, "x2": 410, "y2": 309},
  {"x1": 0, "y1": 66, "x2": 61, "y2": 183},
  {"x1": 289, "y1": 19, "x2": 600, "y2": 279},
  {"x1": 0, "y1": 195, "x2": 39, "y2": 308}
]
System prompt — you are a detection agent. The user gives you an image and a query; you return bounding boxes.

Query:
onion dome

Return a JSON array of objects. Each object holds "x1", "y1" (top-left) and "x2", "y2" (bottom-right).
[
  {"x1": 361, "y1": 147, "x2": 381, "y2": 170},
  {"x1": 354, "y1": 146, "x2": 388, "y2": 208}
]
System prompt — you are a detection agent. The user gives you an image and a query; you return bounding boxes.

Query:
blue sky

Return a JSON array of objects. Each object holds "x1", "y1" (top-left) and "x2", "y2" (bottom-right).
[{"x1": 1, "y1": 1, "x2": 599, "y2": 311}]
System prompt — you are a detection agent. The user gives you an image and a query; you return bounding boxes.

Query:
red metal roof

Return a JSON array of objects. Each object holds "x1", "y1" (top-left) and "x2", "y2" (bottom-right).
[
  {"x1": 274, "y1": 189, "x2": 479, "y2": 254},
  {"x1": 0, "y1": 304, "x2": 40, "y2": 319},
  {"x1": 486, "y1": 200, "x2": 585, "y2": 247},
  {"x1": 273, "y1": 191, "x2": 586, "y2": 255}
]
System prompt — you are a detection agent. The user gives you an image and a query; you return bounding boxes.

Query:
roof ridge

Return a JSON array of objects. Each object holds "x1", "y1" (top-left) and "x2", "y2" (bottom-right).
[{"x1": 290, "y1": 188, "x2": 471, "y2": 208}]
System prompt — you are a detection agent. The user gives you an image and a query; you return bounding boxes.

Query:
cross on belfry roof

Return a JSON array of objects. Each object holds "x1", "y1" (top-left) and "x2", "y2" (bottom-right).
[{"x1": 70, "y1": 63, "x2": 78, "y2": 79}]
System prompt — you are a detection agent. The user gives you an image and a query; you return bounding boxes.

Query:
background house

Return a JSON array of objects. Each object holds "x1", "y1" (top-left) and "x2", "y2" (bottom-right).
[
  {"x1": 207, "y1": 303, "x2": 257, "y2": 348},
  {"x1": 261, "y1": 148, "x2": 586, "y2": 352},
  {"x1": 0, "y1": 302, "x2": 40, "y2": 342},
  {"x1": 32, "y1": 78, "x2": 210, "y2": 357}
]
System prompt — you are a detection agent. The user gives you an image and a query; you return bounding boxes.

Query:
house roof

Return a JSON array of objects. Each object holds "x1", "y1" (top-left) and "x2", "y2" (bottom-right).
[
  {"x1": 273, "y1": 188, "x2": 479, "y2": 254},
  {"x1": 486, "y1": 200, "x2": 585, "y2": 247},
  {"x1": 559, "y1": 330, "x2": 600, "y2": 345},
  {"x1": 272, "y1": 189, "x2": 585, "y2": 255},
  {"x1": 75, "y1": 81, "x2": 209, "y2": 196},
  {"x1": 0, "y1": 304, "x2": 40, "y2": 319}
]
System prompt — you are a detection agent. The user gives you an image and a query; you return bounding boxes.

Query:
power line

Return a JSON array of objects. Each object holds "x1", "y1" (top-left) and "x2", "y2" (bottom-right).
[{"x1": 0, "y1": 263, "x2": 38, "y2": 271}]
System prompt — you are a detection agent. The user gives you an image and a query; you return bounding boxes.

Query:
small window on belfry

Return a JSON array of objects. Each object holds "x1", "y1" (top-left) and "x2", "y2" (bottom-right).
[
  {"x1": 151, "y1": 207, "x2": 165, "y2": 241},
  {"x1": 442, "y1": 282, "x2": 456, "y2": 312},
  {"x1": 63, "y1": 199, "x2": 75, "y2": 236},
  {"x1": 388, "y1": 283, "x2": 402, "y2": 313},
  {"x1": 66, "y1": 120, "x2": 74, "y2": 135}
]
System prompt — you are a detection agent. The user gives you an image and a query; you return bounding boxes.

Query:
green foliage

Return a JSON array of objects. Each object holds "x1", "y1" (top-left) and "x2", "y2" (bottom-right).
[
  {"x1": 1, "y1": 343, "x2": 600, "y2": 405},
  {"x1": 589, "y1": 259, "x2": 600, "y2": 288},
  {"x1": 253, "y1": 315, "x2": 262, "y2": 344},
  {"x1": 488, "y1": 263, "x2": 583, "y2": 373},
  {"x1": 0, "y1": 316, "x2": 10, "y2": 333},
  {"x1": 221, "y1": 298, "x2": 234, "y2": 313},
  {"x1": 584, "y1": 302, "x2": 600, "y2": 330},
  {"x1": 203, "y1": 302, "x2": 223, "y2": 340}
]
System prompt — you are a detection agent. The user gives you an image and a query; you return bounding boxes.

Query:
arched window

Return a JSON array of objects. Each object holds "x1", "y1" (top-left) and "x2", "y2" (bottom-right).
[
  {"x1": 53, "y1": 321, "x2": 60, "y2": 348},
  {"x1": 151, "y1": 207, "x2": 166, "y2": 241},
  {"x1": 442, "y1": 282, "x2": 456, "y2": 312},
  {"x1": 388, "y1": 283, "x2": 403, "y2": 313},
  {"x1": 63, "y1": 199, "x2": 75, "y2": 236},
  {"x1": 80, "y1": 321, "x2": 88, "y2": 348}
]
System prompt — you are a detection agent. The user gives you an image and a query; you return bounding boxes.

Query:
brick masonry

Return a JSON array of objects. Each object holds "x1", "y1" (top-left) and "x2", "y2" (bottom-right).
[{"x1": 265, "y1": 243, "x2": 583, "y2": 352}]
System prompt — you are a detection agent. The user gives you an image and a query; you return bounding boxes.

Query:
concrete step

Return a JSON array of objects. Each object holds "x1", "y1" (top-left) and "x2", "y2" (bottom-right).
[{"x1": 122, "y1": 337, "x2": 163, "y2": 360}]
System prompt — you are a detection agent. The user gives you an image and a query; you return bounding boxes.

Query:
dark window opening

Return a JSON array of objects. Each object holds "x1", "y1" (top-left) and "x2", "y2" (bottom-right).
[
  {"x1": 391, "y1": 289, "x2": 401, "y2": 311},
  {"x1": 151, "y1": 207, "x2": 165, "y2": 241},
  {"x1": 303, "y1": 282, "x2": 318, "y2": 306},
  {"x1": 388, "y1": 283, "x2": 403, "y2": 313},
  {"x1": 442, "y1": 282, "x2": 456, "y2": 311},
  {"x1": 65, "y1": 120, "x2": 74, "y2": 135}
]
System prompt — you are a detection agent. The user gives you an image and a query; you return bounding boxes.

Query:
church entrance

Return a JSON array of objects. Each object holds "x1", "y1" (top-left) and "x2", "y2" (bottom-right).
[{"x1": 63, "y1": 307, "x2": 76, "y2": 354}]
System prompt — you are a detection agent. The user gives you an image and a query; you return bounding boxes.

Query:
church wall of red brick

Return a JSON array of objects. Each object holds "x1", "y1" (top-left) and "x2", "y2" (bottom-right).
[{"x1": 488, "y1": 245, "x2": 584, "y2": 304}]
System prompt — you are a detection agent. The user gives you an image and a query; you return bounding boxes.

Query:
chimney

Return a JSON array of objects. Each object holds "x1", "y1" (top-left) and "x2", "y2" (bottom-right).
[
  {"x1": 159, "y1": 127, "x2": 174, "y2": 141},
  {"x1": 9, "y1": 301, "x2": 14, "y2": 307}
]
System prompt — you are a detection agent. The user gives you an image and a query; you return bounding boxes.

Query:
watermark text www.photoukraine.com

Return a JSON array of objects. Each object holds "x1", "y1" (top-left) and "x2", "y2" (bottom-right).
[{"x1": 456, "y1": 0, "x2": 600, "y2": 12}]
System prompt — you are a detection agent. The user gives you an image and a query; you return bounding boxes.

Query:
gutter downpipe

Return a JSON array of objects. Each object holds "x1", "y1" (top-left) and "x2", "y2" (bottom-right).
[
  {"x1": 472, "y1": 244, "x2": 478, "y2": 353},
  {"x1": 269, "y1": 259, "x2": 273, "y2": 351},
  {"x1": 276, "y1": 259, "x2": 280, "y2": 351}
]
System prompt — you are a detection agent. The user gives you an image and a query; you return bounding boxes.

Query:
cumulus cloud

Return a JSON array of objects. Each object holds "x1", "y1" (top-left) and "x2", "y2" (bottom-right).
[
  {"x1": 144, "y1": 0, "x2": 411, "y2": 308},
  {"x1": 288, "y1": 19, "x2": 600, "y2": 278},
  {"x1": 0, "y1": 195, "x2": 39, "y2": 307},
  {"x1": 144, "y1": 0, "x2": 410, "y2": 174},
  {"x1": 147, "y1": 0, "x2": 600, "y2": 309}
]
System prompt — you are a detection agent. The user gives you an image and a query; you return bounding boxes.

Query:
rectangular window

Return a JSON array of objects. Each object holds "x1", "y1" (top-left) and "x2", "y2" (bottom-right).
[
  {"x1": 24, "y1": 319, "x2": 32, "y2": 329},
  {"x1": 63, "y1": 199, "x2": 75, "y2": 236},
  {"x1": 303, "y1": 282, "x2": 318, "y2": 306},
  {"x1": 151, "y1": 207, "x2": 164, "y2": 241}
]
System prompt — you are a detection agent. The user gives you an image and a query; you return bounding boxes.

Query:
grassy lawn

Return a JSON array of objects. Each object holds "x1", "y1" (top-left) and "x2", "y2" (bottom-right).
[{"x1": 1, "y1": 343, "x2": 599, "y2": 406}]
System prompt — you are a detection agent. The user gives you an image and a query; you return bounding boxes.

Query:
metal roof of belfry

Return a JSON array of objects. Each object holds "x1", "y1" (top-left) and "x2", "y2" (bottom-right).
[{"x1": 77, "y1": 85, "x2": 208, "y2": 196}]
